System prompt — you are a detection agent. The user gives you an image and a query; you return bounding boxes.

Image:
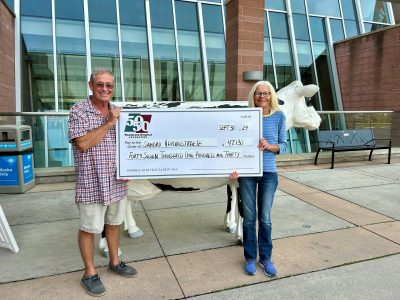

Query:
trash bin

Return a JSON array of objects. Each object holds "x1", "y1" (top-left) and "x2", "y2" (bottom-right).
[{"x1": 0, "y1": 125, "x2": 35, "y2": 193}]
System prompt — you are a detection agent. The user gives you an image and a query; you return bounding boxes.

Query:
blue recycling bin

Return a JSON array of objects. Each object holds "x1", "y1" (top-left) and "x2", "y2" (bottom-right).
[{"x1": 0, "y1": 125, "x2": 35, "y2": 193}]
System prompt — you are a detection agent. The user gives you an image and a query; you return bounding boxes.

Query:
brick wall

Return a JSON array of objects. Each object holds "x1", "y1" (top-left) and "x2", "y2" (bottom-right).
[
  {"x1": 334, "y1": 25, "x2": 400, "y2": 146},
  {"x1": 334, "y1": 24, "x2": 400, "y2": 111},
  {"x1": 225, "y1": 0, "x2": 264, "y2": 101},
  {"x1": 0, "y1": 0, "x2": 15, "y2": 112}
]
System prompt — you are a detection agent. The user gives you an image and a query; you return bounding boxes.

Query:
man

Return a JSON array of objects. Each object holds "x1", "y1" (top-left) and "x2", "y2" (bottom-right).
[{"x1": 68, "y1": 69, "x2": 137, "y2": 297}]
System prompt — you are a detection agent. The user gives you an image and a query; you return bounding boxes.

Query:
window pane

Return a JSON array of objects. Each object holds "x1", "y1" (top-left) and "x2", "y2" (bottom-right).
[
  {"x1": 306, "y1": 0, "x2": 341, "y2": 17},
  {"x1": 293, "y1": 14, "x2": 320, "y2": 108},
  {"x1": 5, "y1": 0, "x2": 14, "y2": 10},
  {"x1": 265, "y1": 0, "x2": 286, "y2": 11},
  {"x1": 293, "y1": 14, "x2": 310, "y2": 41},
  {"x1": 291, "y1": 0, "x2": 306, "y2": 14},
  {"x1": 330, "y1": 19, "x2": 345, "y2": 42},
  {"x1": 341, "y1": 0, "x2": 357, "y2": 20},
  {"x1": 21, "y1": 0, "x2": 55, "y2": 168},
  {"x1": 175, "y1": 1, "x2": 205, "y2": 101},
  {"x1": 344, "y1": 20, "x2": 359, "y2": 37},
  {"x1": 119, "y1": 0, "x2": 151, "y2": 101},
  {"x1": 55, "y1": 0, "x2": 87, "y2": 111},
  {"x1": 203, "y1": 4, "x2": 225, "y2": 101},
  {"x1": 21, "y1": 0, "x2": 55, "y2": 112},
  {"x1": 21, "y1": 0, "x2": 51, "y2": 17},
  {"x1": 309, "y1": 17, "x2": 337, "y2": 111},
  {"x1": 150, "y1": 0, "x2": 180, "y2": 101},
  {"x1": 310, "y1": 17, "x2": 326, "y2": 42},
  {"x1": 269, "y1": 12, "x2": 289, "y2": 39},
  {"x1": 364, "y1": 22, "x2": 388, "y2": 32},
  {"x1": 360, "y1": 0, "x2": 390, "y2": 23},
  {"x1": 269, "y1": 13, "x2": 295, "y2": 88},
  {"x1": 263, "y1": 14, "x2": 275, "y2": 86},
  {"x1": 88, "y1": 0, "x2": 122, "y2": 102}
]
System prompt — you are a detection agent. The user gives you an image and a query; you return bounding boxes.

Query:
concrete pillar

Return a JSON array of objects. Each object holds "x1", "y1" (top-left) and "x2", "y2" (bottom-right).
[{"x1": 225, "y1": 0, "x2": 264, "y2": 101}]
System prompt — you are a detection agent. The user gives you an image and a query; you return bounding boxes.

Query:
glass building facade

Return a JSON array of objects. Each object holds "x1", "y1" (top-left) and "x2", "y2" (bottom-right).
[
  {"x1": 4, "y1": 0, "x2": 396, "y2": 166},
  {"x1": 12, "y1": 0, "x2": 394, "y2": 110}
]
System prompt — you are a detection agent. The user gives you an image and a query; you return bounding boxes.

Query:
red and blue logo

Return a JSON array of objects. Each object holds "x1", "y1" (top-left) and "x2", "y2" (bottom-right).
[{"x1": 124, "y1": 113, "x2": 152, "y2": 133}]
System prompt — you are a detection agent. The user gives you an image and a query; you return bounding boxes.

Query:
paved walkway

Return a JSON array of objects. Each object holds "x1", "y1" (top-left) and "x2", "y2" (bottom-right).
[{"x1": 0, "y1": 159, "x2": 399, "y2": 299}]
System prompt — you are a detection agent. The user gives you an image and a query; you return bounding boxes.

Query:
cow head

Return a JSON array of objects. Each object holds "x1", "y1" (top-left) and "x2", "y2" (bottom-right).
[{"x1": 277, "y1": 81, "x2": 321, "y2": 131}]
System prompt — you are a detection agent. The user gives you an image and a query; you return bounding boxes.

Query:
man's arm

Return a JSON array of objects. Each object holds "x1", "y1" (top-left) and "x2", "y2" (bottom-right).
[{"x1": 74, "y1": 108, "x2": 120, "y2": 152}]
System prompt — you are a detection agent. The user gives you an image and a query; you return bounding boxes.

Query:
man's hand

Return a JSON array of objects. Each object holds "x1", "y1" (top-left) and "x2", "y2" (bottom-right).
[{"x1": 107, "y1": 108, "x2": 121, "y2": 126}]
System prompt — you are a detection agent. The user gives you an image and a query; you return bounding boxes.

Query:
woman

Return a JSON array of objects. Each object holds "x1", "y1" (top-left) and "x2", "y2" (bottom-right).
[{"x1": 230, "y1": 81, "x2": 287, "y2": 277}]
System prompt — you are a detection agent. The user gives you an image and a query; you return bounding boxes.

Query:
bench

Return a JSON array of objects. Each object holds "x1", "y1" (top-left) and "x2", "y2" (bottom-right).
[{"x1": 314, "y1": 128, "x2": 391, "y2": 169}]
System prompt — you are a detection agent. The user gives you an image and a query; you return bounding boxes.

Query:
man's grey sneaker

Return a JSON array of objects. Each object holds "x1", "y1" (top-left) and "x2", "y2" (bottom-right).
[
  {"x1": 81, "y1": 274, "x2": 106, "y2": 297},
  {"x1": 108, "y1": 261, "x2": 138, "y2": 278},
  {"x1": 259, "y1": 259, "x2": 277, "y2": 277}
]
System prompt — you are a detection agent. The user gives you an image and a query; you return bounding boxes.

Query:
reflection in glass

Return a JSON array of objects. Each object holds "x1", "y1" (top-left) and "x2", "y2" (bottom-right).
[
  {"x1": 264, "y1": 13, "x2": 275, "y2": 85},
  {"x1": 55, "y1": 0, "x2": 87, "y2": 111},
  {"x1": 329, "y1": 19, "x2": 344, "y2": 42},
  {"x1": 364, "y1": 22, "x2": 388, "y2": 32},
  {"x1": 269, "y1": 12, "x2": 295, "y2": 88},
  {"x1": 175, "y1": 1, "x2": 205, "y2": 101},
  {"x1": 293, "y1": 14, "x2": 309, "y2": 41},
  {"x1": 360, "y1": 0, "x2": 390, "y2": 23},
  {"x1": 306, "y1": 0, "x2": 341, "y2": 17},
  {"x1": 288, "y1": 128, "x2": 309, "y2": 153},
  {"x1": 88, "y1": 0, "x2": 122, "y2": 102},
  {"x1": 309, "y1": 17, "x2": 327, "y2": 42},
  {"x1": 21, "y1": 0, "x2": 55, "y2": 112},
  {"x1": 293, "y1": 14, "x2": 320, "y2": 109},
  {"x1": 291, "y1": 0, "x2": 306, "y2": 14},
  {"x1": 265, "y1": 0, "x2": 286, "y2": 11},
  {"x1": 310, "y1": 17, "x2": 337, "y2": 111},
  {"x1": 150, "y1": 0, "x2": 180, "y2": 101},
  {"x1": 5, "y1": 0, "x2": 13, "y2": 10},
  {"x1": 203, "y1": 4, "x2": 225, "y2": 101},
  {"x1": 119, "y1": 0, "x2": 151, "y2": 101},
  {"x1": 344, "y1": 20, "x2": 359, "y2": 37},
  {"x1": 21, "y1": 0, "x2": 56, "y2": 168},
  {"x1": 341, "y1": 0, "x2": 357, "y2": 20}
]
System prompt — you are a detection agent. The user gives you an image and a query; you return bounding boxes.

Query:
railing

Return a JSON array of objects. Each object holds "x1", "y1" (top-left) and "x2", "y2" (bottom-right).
[{"x1": 0, "y1": 111, "x2": 393, "y2": 168}]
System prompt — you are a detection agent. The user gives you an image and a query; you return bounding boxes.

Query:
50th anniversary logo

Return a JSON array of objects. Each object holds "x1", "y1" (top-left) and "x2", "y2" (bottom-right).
[{"x1": 124, "y1": 113, "x2": 152, "y2": 134}]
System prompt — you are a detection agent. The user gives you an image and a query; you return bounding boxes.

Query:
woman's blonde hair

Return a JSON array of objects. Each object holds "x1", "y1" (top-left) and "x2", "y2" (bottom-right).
[{"x1": 247, "y1": 81, "x2": 279, "y2": 111}]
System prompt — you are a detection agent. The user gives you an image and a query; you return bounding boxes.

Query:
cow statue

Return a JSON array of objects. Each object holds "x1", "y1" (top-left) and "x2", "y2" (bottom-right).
[{"x1": 99, "y1": 80, "x2": 321, "y2": 256}]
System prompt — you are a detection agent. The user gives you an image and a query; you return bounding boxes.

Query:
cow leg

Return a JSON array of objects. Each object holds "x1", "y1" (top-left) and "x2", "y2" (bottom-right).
[
  {"x1": 232, "y1": 185, "x2": 243, "y2": 244},
  {"x1": 224, "y1": 183, "x2": 238, "y2": 234},
  {"x1": 99, "y1": 230, "x2": 122, "y2": 258},
  {"x1": 236, "y1": 214, "x2": 243, "y2": 244},
  {"x1": 124, "y1": 198, "x2": 144, "y2": 239}
]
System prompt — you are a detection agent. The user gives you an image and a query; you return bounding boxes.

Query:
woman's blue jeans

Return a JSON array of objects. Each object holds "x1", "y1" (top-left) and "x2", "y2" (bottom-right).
[{"x1": 239, "y1": 172, "x2": 278, "y2": 262}]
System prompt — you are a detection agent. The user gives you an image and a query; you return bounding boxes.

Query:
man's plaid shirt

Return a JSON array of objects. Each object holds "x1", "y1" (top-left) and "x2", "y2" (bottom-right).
[{"x1": 68, "y1": 98, "x2": 127, "y2": 205}]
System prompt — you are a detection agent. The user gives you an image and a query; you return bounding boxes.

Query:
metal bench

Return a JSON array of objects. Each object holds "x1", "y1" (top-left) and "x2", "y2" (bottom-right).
[{"x1": 314, "y1": 129, "x2": 391, "y2": 169}]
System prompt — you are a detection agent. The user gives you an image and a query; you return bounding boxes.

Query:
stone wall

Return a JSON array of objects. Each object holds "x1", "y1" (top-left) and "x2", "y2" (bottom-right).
[
  {"x1": 0, "y1": 0, "x2": 15, "y2": 112},
  {"x1": 225, "y1": 0, "x2": 264, "y2": 101}
]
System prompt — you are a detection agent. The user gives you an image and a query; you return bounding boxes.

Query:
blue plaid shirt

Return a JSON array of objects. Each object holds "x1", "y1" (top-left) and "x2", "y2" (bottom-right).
[{"x1": 68, "y1": 97, "x2": 127, "y2": 205}]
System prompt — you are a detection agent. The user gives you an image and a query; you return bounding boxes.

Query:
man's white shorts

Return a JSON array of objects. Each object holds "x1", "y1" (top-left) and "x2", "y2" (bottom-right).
[{"x1": 77, "y1": 197, "x2": 126, "y2": 234}]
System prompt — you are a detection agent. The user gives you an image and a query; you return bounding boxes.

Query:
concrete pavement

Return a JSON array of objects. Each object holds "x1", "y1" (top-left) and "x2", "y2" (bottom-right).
[{"x1": 0, "y1": 158, "x2": 399, "y2": 299}]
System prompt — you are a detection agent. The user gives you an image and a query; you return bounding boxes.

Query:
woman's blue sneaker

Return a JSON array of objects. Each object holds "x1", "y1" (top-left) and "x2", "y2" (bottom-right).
[
  {"x1": 259, "y1": 259, "x2": 277, "y2": 277},
  {"x1": 244, "y1": 260, "x2": 256, "y2": 275}
]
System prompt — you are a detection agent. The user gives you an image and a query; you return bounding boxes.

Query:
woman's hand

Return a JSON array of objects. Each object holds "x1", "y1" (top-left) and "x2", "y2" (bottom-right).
[
  {"x1": 258, "y1": 137, "x2": 270, "y2": 151},
  {"x1": 229, "y1": 171, "x2": 239, "y2": 180}
]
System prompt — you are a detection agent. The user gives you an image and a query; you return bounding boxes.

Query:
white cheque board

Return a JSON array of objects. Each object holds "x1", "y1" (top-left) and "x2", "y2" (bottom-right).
[{"x1": 117, "y1": 108, "x2": 262, "y2": 179}]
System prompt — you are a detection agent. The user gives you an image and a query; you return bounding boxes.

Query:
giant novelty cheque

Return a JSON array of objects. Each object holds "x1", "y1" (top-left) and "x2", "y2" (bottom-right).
[{"x1": 116, "y1": 108, "x2": 262, "y2": 179}]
